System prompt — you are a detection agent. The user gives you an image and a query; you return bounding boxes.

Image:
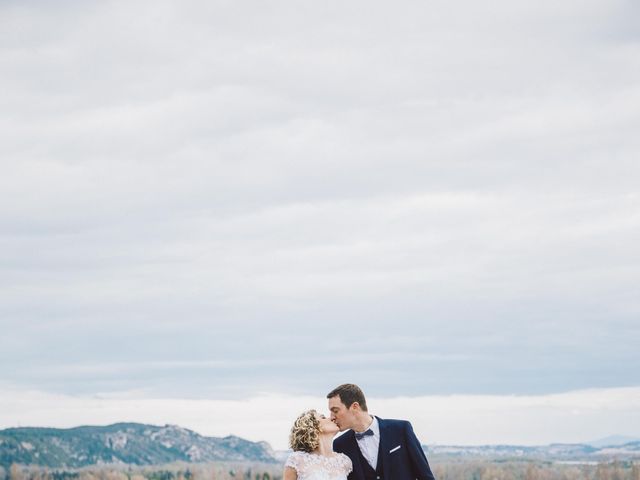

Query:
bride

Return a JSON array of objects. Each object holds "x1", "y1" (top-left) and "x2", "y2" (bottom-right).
[{"x1": 284, "y1": 409, "x2": 352, "y2": 480}]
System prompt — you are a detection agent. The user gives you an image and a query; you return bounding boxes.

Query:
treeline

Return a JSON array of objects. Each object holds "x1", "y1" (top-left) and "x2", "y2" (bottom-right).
[
  {"x1": 2, "y1": 460, "x2": 639, "y2": 480},
  {"x1": 0, "y1": 463, "x2": 282, "y2": 480},
  {"x1": 431, "y1": 460, "x2": 640, "y2": 480}
]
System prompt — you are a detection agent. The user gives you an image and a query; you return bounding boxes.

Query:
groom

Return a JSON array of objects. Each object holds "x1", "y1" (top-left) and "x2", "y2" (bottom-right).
[{"x1": 328, "y1": 383, "x2": 436, "y2": 480}]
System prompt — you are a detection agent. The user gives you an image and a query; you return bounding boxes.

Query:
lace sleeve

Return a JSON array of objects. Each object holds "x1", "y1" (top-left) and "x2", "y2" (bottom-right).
[
  {"x1": 340, "y1": 453, "x2": 353, "y2": 474},
  {"x1": 285, "y1": 451, "x2": 303, "y2": 472}
]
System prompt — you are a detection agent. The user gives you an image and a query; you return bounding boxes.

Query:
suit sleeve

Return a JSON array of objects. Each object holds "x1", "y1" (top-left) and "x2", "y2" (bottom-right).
[{"x1": 404, "y1": 421, "x2": 436, "y2": 480}]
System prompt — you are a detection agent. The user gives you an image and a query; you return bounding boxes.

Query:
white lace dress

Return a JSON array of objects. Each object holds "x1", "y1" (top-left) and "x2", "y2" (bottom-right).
[{"x1": 285, "y1": 451, "x2": 352, "y2": 480}]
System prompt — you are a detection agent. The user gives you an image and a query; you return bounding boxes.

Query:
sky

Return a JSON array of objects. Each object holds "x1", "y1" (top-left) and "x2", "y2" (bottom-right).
[{"x1": 1, "y1": 0, "x2": 639, "y2": 450}]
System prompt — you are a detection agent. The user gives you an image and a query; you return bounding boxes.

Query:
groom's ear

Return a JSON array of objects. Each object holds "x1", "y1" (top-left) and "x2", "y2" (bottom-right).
[{"x1": 350, "y1": 401, "x2": 361, "y2": 411}]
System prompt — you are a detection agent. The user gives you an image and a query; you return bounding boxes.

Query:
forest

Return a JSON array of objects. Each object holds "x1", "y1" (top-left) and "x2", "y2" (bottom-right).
[{"x1": 2, "y1": 459, "x2": 639, "y2": 480}]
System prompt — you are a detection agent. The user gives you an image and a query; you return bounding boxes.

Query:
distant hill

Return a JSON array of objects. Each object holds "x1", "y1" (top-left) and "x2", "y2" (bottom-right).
[
  {"x1": 587, "y1": 435, "x2": 640, "y2": 448},
  {"x1": 3, "y1": 422, "x2": 639, "y2": 469},
  {"x1": 426, "y1": 441, "x2": 640, "y2": 461},
  {"x1": 0, "y1": 423, "x2": 277, "y2": 469}
]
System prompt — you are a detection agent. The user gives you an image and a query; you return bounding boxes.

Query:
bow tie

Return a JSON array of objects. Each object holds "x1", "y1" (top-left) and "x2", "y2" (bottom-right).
[{"x1": 355, "y1": 429, "x2": 374, "y2": 440}]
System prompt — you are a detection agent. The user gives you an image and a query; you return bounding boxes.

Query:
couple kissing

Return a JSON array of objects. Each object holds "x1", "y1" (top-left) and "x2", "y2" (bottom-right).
[{"x1": 284, "y1": 383, "x2": 435, "y2": 480}]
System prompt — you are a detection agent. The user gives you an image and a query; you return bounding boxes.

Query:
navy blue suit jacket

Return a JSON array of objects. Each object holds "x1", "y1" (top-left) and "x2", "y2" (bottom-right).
[{"x1": 333, "y1": 417, "x2": 435, "y2": 480}]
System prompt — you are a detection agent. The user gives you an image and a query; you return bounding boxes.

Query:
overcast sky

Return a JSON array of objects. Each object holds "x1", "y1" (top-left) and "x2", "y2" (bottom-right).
[{"x1": 1, "y1": 0, "x2": 639, "y2": 448}]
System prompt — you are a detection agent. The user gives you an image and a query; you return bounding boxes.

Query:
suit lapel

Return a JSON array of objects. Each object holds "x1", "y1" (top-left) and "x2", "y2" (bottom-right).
[
  {"x1": 345, "y1": 430, "x2": 365, "y2": 480},
  {"x1": 377, "y1": 417, "x2": 392, "y2": 480}
]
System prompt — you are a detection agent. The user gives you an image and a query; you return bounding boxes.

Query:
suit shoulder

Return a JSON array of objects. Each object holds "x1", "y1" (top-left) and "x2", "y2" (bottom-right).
[
  {"x1": 379, "y1": 417, "x2": 412, "y2": 428},
  {"x1": 333, "y1": 431, "x2": 352, "y2": 449}
]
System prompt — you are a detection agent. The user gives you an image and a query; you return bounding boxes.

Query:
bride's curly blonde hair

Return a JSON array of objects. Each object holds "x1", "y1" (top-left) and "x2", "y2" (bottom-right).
[{"x1": 289, "y1": 409, "x2": 320, "y2": 452}]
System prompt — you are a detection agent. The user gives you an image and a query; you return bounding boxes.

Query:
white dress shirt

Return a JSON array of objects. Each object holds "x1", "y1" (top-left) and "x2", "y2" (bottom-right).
[{"x1": 355, "y1": 415, "x2": 380, "y2": 469}]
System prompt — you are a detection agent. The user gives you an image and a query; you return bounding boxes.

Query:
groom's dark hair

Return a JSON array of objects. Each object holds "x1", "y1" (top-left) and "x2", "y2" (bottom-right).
[{"x1": 327, "y1": 383, "x2": 368, "y2": 411}]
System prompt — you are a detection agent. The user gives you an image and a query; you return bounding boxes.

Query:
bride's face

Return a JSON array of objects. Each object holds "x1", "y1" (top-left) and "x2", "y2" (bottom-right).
[{"x1": 316, "y1": 413, "x2": 339, "y2": 435}]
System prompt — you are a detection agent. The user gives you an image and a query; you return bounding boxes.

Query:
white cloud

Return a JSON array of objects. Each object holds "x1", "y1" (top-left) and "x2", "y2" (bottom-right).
[
  {"x1": 1, "y1": 386, "x2": 639, "y2": 450},
  {"x1": 0, "y1": 0, "x2": 638, "y2": 398}
]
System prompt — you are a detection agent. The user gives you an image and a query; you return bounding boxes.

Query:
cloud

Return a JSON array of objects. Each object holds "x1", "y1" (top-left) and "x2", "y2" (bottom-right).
[
  {"x1": 0, "y1": 0, "x2": 639, "y2": 399},
  {"x1": 1, "y1": 385, "x2": 639, "y2": 450}
]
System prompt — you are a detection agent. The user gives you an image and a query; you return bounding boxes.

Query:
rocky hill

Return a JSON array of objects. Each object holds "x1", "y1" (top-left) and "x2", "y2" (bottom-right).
[{"x1": 0, "y1": 423, "x2": 277, "y2": 468}]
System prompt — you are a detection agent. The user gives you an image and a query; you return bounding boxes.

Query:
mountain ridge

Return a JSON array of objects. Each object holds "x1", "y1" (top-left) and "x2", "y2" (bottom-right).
[
  {"x1": 0, "y1": 422, "x2": 277, "y2": 469},
  {"x1": 2, "y1": 422, "x2": 639, "y2": 469},
  {"x1": 425, "y1": 440, "x2": 640, "y2": 460}
]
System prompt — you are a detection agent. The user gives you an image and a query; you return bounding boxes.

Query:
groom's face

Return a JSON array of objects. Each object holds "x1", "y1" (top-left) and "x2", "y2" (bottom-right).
[{"x1": 328, "y1": 395, "x2": 357, "y2": 431}]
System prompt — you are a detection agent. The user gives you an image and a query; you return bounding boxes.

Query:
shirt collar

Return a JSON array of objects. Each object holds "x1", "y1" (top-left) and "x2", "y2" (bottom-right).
[
  {"x1": 355, "y1": 415, "x2": 379, "y2": 439},
  {"x1": 369, "y1": 415, "x2": 380, "y2": 436}
]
